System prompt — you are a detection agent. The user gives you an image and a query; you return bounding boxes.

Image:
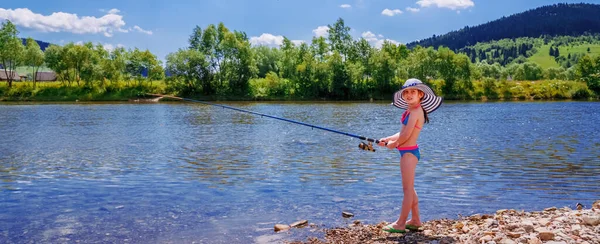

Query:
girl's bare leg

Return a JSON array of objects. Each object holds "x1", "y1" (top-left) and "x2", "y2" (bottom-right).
[
  {"x1": 407, "y1": 189, "x2": 422, "y2": 226},
  {"x1": 390, "y1": 153, "x2": 418, "y2": 230}
]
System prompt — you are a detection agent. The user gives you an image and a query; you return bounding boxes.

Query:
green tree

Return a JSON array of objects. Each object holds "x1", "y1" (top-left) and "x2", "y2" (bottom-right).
[
  {"x1": 327, "y1": 18, "x2": 352, "y2": 58},
  {"x1": 436, "y1": 47, "x2": 458, "y2": 97},
  {"x1": 576, "y1": 55, "x2": 600, "y2": 94},
  {"x1": 371, "y1": 49, "x2": 396, "y2": 96},
  {"x1": 44, "y1": 44, "x2": 68, "y2": 84},
  {"x1": 166, "y1": 48, "x2": 211, "y2": 95},
  {"x1": 0, "y1": 20, "x2": 25, "y2": 88},
  {"x1": 24, "y1": 38, "x2": 45, "y2": 88},
  {"x1": 279, "y1": 37, "x2": 297, "y2": 80},
  {"x1": 189, "y1": 25, "x2": 203, "y2": 50},
  {"x1": 329, "y1": 51, "x2": 350, "y2": 99},
  {"x1": 223, "y1": 31, "x2": 257, "y2": 95},
  {"x1": 453, "y1": 53, "x2": 474, "y2": 99},
  {"x1": 310, "y1": 36, "x2": 329, "y2": 62},
  {"x1": 404, "y1": 46, "x2": 437, "y2": 83},
  {"x1": 254, "y1": 46, "x2": 281, "y2": 78}
]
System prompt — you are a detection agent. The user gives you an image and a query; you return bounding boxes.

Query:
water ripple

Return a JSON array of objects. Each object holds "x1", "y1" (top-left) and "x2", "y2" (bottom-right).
[{"x1": 0, "y1": 101, "x2": 599, "y2": 243}]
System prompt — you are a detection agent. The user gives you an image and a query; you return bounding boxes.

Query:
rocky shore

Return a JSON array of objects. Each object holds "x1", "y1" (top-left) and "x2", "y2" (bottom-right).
[{"x1": 286, "y1": 200, "x2": 600, "y2": 244}]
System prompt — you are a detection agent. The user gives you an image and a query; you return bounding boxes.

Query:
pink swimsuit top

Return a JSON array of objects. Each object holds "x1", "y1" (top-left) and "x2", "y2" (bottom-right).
[{"x1": 401, "y1": 110, "x2": 422, "y2": 130}]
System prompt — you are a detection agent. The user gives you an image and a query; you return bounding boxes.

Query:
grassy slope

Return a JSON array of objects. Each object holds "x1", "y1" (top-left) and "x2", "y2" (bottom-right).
[
  {"x1": 528, "y1": 43, "x2": 600, "y2": 69},
  {"x1": 15, "y1": 66, "x2": 53, "y2": 77}
]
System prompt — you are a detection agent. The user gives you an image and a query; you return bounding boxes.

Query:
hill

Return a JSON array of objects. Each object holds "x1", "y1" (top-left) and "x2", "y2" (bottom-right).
[
  {"x1": 407, "y1": 3, "x2": 600, "y2": 50},
  {"x1": 454, "y1": 35, "x2": 600, "y2": 68},
  {"x1": 21, "y1": 38, "x2": 51, "y2": 51}
]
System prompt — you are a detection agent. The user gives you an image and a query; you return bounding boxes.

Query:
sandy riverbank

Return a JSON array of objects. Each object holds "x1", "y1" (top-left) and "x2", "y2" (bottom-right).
[{"x1": 288, "y1": 200, "x2": 600, "y2": 244}]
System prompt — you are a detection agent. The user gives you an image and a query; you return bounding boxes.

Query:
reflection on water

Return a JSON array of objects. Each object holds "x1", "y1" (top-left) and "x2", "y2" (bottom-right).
[{"x1": 1, "y1": 101, "x2": 599, "y2": 243}]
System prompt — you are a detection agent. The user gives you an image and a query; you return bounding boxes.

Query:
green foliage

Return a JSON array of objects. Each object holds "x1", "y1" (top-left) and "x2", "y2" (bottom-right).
[
  {"x1": 408, "y1": 3, "x2": 600, "y2": 50},
  {"x1": 0, "y1": 20, "x2": 25, "y2": 88},
  {"x1": 5, "y1": 17, "x2": 600, "y2": 102},
  {"x1": 575, "y1": 54, "x2": 600, "y2": 94},
  {"x1": 0, "y1": 80, "x2": 165, "y2": 101},
  {"x1": 482, "y1": 78, "x2": 499, "y2": 99},
  {"x1": 248, "y1": 72, "x2": 291, "y2": 99}
]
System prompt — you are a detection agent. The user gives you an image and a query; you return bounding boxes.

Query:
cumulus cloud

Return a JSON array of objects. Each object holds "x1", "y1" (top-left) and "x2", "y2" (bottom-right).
[
  {"x1": 361, "y1": 31, "x2": 400, "y2": 48},
  {"x1": 406, "y1": 7, "x2": 420, "y2": 12},
  {"x1": 340, "y1": 4, "x2": 352, "y2": 8},
  {"x1": 0, "y1": 8, "x2": 151, "y2": 37},
  {"x1": 416, "y1": 0, "x2": 474, "y2": 10},
  {"x1": 381, "y1": 8, "x2": 403, "y2": 16},
  {"x1": 249, "y1": 33, "x2": 303, "y2": 47},
  {"x1": 312, "y1": 26, "x2": 330, "y2": 37}
]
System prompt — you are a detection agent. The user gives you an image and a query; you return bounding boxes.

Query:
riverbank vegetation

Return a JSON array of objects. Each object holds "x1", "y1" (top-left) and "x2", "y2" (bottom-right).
[{"x1": 2, "y1": 13, "x2": 600, "y2": 101}]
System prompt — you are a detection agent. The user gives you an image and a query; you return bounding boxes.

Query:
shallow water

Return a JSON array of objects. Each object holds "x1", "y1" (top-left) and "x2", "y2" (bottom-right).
[{"x1": 0, "y1": 101, "x2": 599, "y2": 243}]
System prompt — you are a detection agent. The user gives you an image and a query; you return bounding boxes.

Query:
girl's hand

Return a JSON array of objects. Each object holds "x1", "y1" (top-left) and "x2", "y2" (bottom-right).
[
  {"x1": 385, "y1": 140, "x2": 396, "y2": 149},
  {"x1": 377, "y1": 138, "x2": 387, "y2": 147}
]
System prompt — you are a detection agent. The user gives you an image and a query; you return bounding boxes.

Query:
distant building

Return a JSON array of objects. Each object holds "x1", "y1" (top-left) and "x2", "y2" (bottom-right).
[
  {"x1": 35, "y1": 71, "x2": 58, "y2": 81},
  {"x1": 0, "y1": 70, "x2": 21, "y2": 81}
]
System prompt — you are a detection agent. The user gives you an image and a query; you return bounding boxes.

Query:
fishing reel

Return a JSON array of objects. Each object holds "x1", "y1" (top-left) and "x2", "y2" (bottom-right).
[{"x1": 358, "y1": 141, "x2": 376, "y2": 152}]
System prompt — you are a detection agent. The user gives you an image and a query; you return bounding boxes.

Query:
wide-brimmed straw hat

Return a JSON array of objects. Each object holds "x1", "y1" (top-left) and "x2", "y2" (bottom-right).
[{"x1": 392, "y1": 78, "x2": 443, "y2": 113}]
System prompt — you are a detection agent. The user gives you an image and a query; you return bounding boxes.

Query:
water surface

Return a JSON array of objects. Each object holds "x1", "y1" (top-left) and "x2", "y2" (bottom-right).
[{"x1": 0, "y1": 101, "x2": 599, "y2": 243}]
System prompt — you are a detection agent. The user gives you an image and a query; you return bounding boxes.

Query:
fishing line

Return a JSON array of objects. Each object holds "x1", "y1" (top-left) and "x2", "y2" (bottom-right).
[{"x1": 145, "y1": 94, "x2": 380, "y2": 152}]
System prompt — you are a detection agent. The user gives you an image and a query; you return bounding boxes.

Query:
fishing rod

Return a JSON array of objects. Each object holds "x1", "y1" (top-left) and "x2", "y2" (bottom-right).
[{"x1": 145, "y1": 93, "x2": 380, "y2": 152}]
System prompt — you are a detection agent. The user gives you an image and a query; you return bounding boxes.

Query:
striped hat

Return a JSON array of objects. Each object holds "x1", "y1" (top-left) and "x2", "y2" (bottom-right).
[{"x1": 392, "y1": 78, "x2": 443, "y2": 113}]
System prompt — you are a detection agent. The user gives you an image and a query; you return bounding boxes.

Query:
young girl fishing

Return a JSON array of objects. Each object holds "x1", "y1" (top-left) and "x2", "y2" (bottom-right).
[{"x1": 377, "y1": 78, "x2": 443, "y2": 233}]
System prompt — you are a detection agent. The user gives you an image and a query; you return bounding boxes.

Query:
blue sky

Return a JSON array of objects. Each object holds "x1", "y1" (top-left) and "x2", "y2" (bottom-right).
[{"x1": 1, "y1": 0, "x2": 597, "y2": 62}]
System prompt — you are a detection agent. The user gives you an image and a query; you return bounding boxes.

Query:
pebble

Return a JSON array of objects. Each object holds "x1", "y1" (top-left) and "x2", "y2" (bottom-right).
[
  {"x1": 582, "y1": 215, "x2": 600, "y2": 226},
  {"x1": 341, "y1": 211, "x2": 354, "y2": 218},
  {"x1": 289, "y1": 200, "x2": 600, "y2": 244}
]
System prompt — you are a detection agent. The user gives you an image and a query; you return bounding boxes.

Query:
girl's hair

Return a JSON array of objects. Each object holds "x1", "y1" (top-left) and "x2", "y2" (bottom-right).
[
  {"x1": 421, "y1": 106, "x2": 429, "y2": 124},
  {"x1": 419, "y1": 91, "x2": 429, "y2": 124}
]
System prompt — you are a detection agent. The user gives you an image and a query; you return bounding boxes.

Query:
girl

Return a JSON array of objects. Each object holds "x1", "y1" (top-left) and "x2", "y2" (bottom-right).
[{"x1": 378, "y1": 78, "x2": 443, "y2": 233}]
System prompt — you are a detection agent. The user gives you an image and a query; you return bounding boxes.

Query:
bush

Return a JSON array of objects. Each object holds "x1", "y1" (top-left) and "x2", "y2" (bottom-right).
[
  {"x1": 482, "y1": 78, "x2": 499, "y2": 99},
  {"x1": 248, "y1": 72, "x2": 290, "y2": 99},
  {"x1": 571, "y1": 87, "x2": 592, "y2": 99}
]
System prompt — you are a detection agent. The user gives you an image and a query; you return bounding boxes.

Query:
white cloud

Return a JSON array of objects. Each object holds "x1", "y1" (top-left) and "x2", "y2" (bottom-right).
[
  {"x1": 291, "y1": 40, "x2": 305, "y2": 46},
  {"x1": 361, "y1": 31, "x2": 400, "y2": 48},
  {"x1": 250, "y1": 33, "x2": 283, "y2": 46},
  {"x1": 312, "y1": 26, "x2": 330, "y2": 37},
  {"x1": 107, "y1": 8, "x2": 120, "y2": 14},
  {"x1": 381, "y1": 8, "x2": 403, "y2": 16},
  {"x1": 362, "y1": 31, "x2": 377, "y2": 43},
  {"x1": 133, "y1": 25, "x2": 153, "y2": 35},
  {"x1": 249, "y1": 33, "x2": 303, "y2": 47},
  {"x1": 103, "y1": 43, "x2": 125, "y2": 51},
  {"x1": 416, "y1": 0, "x2": 474, "y2": 10},
  {"x1": 340, "y1": 4, "x2": 352, "y2": 8},
  {"x1": 406, "y1": 7, "x2": 420, "y2": 12},
  {"x1": 0, "y1": 7, "x2": 152, "y2": 37}
]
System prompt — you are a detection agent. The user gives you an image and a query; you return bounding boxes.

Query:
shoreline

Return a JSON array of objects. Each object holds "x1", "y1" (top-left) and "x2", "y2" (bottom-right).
[{"x1": 289, "y1": 200, "x2": 600, "y2": 244}]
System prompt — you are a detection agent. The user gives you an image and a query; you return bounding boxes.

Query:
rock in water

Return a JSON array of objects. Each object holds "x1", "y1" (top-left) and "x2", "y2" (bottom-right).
[
  {"x1": 274, "y1": 224, "x2": 290, "y2": 232},
  {"x1": 290, "y1": 220, "x2": 308, "y2": 228},
  {"x1": 592, "y1": 200, "x2": 600, "y2": 210},
  {"x1": 342, "y1": 211, "x2": 354, "y2": 218}
]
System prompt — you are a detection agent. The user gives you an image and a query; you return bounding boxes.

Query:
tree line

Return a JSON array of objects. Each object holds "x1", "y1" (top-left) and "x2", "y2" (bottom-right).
[
  {"x1": 408, "y1": 3, "x2": 600, "y2": 51},
  {"x1": 2, "y1": 18, "x2": 600, "y2": 100},
  {"x1": 0, "y1": 20, "x2": 164, "y2": 89}
]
